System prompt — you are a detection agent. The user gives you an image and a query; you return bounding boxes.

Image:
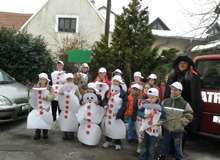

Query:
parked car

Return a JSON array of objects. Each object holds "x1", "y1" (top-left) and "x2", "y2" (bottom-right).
[
  {"x1": 193, "y1": 55, "x2": 220, "y2": 138},
  {"x1": 0, "y1": 69, "x2": 29, "y2": 123}
]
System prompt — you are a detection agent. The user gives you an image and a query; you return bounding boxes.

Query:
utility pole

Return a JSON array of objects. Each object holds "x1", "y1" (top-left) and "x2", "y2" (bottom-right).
[{"x1": 105, "y1": 0, "x2": 111, "y2": 45}]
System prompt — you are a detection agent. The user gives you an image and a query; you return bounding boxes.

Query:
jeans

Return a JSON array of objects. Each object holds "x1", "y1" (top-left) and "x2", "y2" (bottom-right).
[
  {"x1": 160, "y1": 130, "x2": 183, "y2": 160},
  {"x1": 128, "y1": 116, "x2": 138, "y2": 140},
  {"x1": 139, "y1": 132, "x2": 158, "y2": 160}
]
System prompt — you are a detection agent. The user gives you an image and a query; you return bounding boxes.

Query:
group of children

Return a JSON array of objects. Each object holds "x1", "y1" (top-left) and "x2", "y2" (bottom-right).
[{"x1": 27, "y1": 60, "x2": 193, "y2": 160}]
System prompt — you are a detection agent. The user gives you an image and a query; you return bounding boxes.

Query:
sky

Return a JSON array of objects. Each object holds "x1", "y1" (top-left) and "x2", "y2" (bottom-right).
[{"x1": 0, "y1": 0, "x2": 218, "y2": 36}]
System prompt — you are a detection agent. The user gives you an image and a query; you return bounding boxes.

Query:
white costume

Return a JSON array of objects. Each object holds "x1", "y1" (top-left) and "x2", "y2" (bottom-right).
[
  {"x1": 51, "y1": 71, "x2": 66, "y2": 100},
  {"x1": 139, "y1": 103, "x2": 162, "y2": 137},
  {"x1": 77, "y1": 93, "x2": 103, "y2": 146},
  {"x1": 58, "y1": 83, "x2": 79, "y2": 132},
  {"x1": 27, "y1": 88, "x2": 53, "y2": 129},
  {"x1": 101, "y1": 85, "x2": 126, "y2": 139}
]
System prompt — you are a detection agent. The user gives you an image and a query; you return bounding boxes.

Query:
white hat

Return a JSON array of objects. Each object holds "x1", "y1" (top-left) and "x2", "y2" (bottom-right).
[
  {"x1": 147, "y1": 74, "x2": 157, "y2": 79},
  {"x1": 39, "y1": 73, "x2": 50, "y2": 81},
  {"x1": 81, "y1": 63, "x2": 89, "y2": 68},
  {"x1": 131, "y1": 84, "x2": 141, "y2": 90},
  {"x1": 66, "y1": 73, "x2": 74, "y2": 79},
  {"x1": 57, "y1": 60, "x2": 64, "y2": 66},
  {"x1": 170, "y1": 82, "x2": 183, "y2": 91},
  {"x1": 98, "y1": 67, "x2": 107, "y2": 73},
  {"x1": 88, "y1": 82, "x2": 99, "y2": 93},
  {"x1": 147, "y1": 88, "x2": 159, "y2": 96},
  {"x1": 113, "y1": 69, "x2": 122, "y2": 74},
  {"x1": 134, "y1": 71, "x2": 144, "y2": 79},
  {"x1": 112, "y1": 75, "x2": 124, "y2": 83}
]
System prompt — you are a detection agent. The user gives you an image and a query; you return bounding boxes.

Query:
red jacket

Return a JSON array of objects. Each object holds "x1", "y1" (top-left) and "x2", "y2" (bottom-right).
[
  {"x1": 124, "y1": 92, "x2": 142, "y2": 116},
  {"x1": 93, "y1": 75, "x2": 111, "y2": 87}
]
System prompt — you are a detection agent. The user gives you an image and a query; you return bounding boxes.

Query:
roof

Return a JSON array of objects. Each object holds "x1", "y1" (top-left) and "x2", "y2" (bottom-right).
[
  {"x1": 0, "y1": 12, "x2": 32, "y2": 32},
  {"x1": 191, "y1": 40, "x2": 220, "y2": 52},
  {"x1": 149, "y1": 17, "x2": 170, "y2": 31}
]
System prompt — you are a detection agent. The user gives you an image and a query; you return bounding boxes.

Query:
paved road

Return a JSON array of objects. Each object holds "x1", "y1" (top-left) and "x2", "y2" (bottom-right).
[{"x1": 0, "y1": 119, "x2": 219, "y2": 160}]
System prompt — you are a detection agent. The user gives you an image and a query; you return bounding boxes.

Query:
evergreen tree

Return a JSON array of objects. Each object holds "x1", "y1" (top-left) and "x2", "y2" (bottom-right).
[
  {"x1": 0, "y1": 27, "x2": 54, "y2": 84},
  {"x1": 110, "y1": 0, "x2": 158, "y2": 84}
]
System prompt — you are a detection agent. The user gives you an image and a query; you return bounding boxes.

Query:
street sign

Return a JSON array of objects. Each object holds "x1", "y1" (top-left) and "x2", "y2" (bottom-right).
[{"x1": 68, "y1": 50, "x2": 91, "y2": 63}]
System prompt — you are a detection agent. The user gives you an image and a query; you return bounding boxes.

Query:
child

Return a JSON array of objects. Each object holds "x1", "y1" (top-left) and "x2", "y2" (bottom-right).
[
  {"x1": 147, "y1": 73, "x2": 161, "y2": 101},
  {"x1": 132, "y1": 83, "x2": 153, "y2": 153},
  {"x1": 159, "y1": 74, "x2": 169, "y2": 102},
  {"x1": 125, "y1": 84, "x2": 142, "y2": 143},
  {"x1": 128, "y1": 71, "x2": 145, "y2": 94},
  {"x1": 80, "y1": 82, "x2": 103, "y2": 106},
  {"x1": 102, "y1": 75, "x2": 128, "y2": 150},
  {"x1": 59, "y1": 73, "x2": 81, "y2": 140},
  {"x1": 28, "y1": 73, "x2": 55, "y2": 140},
  {"x1": 112, "y1": 69, "x2": 127, "y2": 92},
  {"x1": 158, "y1": 82, "x2": 193, "y2": 160},
  {"x1": 93, "y1": 67, "x2": 111, "y2": 87},
  {"x1": 137, "y1": 88, "x2": 166, "y2": 160}
]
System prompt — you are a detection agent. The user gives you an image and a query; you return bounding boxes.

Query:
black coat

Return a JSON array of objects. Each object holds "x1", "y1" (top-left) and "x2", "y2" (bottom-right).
[{"x1": 164, "y1": 71, "x2": 203, "y2": 132}]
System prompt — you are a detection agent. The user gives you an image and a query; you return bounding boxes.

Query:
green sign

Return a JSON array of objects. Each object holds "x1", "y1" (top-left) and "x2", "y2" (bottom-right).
[{"x1": 68, "y1": 50, "x2": 91, "y2": 63}]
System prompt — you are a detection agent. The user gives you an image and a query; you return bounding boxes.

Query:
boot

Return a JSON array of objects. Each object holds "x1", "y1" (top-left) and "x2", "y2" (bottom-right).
[
  {"x1": 42, "y1": 129, "x2": 48, "y2": 139},
  {"x1": 63, "y1": 132, "x2": 68, "y2": 140},
  {"x1": 34, "y1": 129, "x2": 41, "y2": 140},
  {"x1": 68, "y1": 132, "x2": 74, "y2": 140}
]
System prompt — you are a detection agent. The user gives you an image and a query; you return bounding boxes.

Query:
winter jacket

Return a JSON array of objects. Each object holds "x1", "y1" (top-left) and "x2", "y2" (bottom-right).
[
  {"x1": 137, "y1": 100, "x2": 167, "y2": 123},
  {"x1": 162, "y1": 95, "x2": 193, "y2": 133},
  {"x1": 124, "y1": 92, "x2": 142, "y2": 116},
  {"x1": 164, "y1": 69, "x2": 202, "y2": 131},
  {"x1": 132, "y1": 94, "x2": 148, "y2": 122},
  {"x1": 127, "y1": 81, "x2": 145, "y2": 94},
  {"x1": 103, "y1": 86, "x2": 128, "y2": 120},
  {"x1": 93, "y1": 75, "x2": 111, "y2": 87}
]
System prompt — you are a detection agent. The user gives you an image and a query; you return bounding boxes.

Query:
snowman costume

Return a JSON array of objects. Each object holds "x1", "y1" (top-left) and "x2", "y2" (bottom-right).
[
  {"x1": 77, "y1": 93, "x2": 103, "y2": 146},
  {"x1": 58, "y1": 83, "x2": 79, "y2": 132},
  {"x1": 102, "y1": 78, "x2": 128, "y2": 149}
]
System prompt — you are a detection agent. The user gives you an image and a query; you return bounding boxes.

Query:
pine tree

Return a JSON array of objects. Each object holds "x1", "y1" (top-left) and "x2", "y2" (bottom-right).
[{"x1": 110, "y1": 0, "x2": 158, "y2": 84}]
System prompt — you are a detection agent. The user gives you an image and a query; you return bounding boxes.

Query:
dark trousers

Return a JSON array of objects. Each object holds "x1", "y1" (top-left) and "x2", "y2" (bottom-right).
[
  {"x1": 105, "y1": 136, "x2": 121, "y2": 145},
  {"x1": 51, "y1": 100, "x2": 61, "y2": 121},
  {"x1": 35, "y1": 129, "x2": 48, "y2": 135}
]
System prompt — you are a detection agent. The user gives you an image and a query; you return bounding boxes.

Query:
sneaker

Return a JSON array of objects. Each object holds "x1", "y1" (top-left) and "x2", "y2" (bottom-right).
[
  {"x1": 115, "y1": 144, "x2": 121, "y2": 150},
  {"x1": 34, "y1": 134, "x2": 41, "y2": 140},
  {"x1": 103, "y1": 141, "x2": 112, "y2": 148},
  {"x1": 137, "y1": 148, "x2": 141, "y2": 154},
  {"x1": 157, "y1": 154, "x2": 166, "y2": 160}
]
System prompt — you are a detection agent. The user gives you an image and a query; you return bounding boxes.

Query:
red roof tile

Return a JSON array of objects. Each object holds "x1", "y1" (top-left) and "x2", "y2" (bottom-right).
[{"x1": 0, "y1": 12, "x2": 32, "y2": 32}]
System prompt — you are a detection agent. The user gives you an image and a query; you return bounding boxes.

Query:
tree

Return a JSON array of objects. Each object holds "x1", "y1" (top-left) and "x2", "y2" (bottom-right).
[{"x1": 0, "y1": 27, "x2": 54, "y2": 84}]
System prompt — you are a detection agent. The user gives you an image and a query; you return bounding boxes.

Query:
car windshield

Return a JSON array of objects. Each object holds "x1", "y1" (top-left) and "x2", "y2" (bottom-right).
[{"x1": 0, "y1": 70, "x2": 15, "y2": 84}]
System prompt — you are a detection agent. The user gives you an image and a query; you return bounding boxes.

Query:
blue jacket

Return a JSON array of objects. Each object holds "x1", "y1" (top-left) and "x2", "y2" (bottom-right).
[
  {"x1": 103, "y1": 86, "x2": 128, "y2": 120},
  {"x1": 137, "y1": 101, "x2": 167, "y2": 123}
]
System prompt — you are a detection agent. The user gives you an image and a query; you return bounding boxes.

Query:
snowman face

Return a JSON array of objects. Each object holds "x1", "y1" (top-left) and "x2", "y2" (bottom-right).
[
  {"x1": 111, "y1": 85, "x2": 120, "y2": 93},
  {"x1": 83, "y1": 93, "x2": 97, "y2": 104}
]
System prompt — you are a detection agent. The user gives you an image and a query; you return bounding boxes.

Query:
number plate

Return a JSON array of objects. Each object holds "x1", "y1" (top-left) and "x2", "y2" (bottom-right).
[
  {"x1": 22, "y1": 105, "x2": 29, "y2": 111},
  {"x1": 213, "y1": 115, "x2": 220, "y2": 124}
]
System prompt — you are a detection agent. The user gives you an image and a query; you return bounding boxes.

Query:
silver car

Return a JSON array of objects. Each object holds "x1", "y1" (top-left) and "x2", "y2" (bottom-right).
[{"x1": 0, "y1": 69, "x2": 29, "y2": 123}]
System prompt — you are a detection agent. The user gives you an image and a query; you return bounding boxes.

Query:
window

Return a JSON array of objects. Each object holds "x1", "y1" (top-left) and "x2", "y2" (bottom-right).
[
  {"x1": 55, "y1": 15, "x2": 79, "y2": 33},
  {"x1": 195, "y1": 59, "x2": 220, "y2": 89}
]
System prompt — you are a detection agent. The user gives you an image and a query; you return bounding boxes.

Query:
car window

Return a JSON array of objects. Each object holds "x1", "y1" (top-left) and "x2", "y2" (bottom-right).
[
  {"x1": 0, "y1": 70, "x2": 15, "y2": 83},
  {"x1": 195, "y1": 59, "x2": 220, "y2": 89}
]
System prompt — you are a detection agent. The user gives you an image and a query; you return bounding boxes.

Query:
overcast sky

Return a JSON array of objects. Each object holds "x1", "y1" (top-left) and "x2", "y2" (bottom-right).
[{"x1": 0, "y1": 0, "x2": 218, "y2": 36}]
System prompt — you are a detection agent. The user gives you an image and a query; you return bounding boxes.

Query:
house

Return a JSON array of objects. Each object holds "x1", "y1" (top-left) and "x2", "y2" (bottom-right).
[
  {"x1": 19, "y1": 0, "x2": 106, "y2": 53},
  {"x1": 0, "y1": 12, "x2": 32, "y2": 32}
]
